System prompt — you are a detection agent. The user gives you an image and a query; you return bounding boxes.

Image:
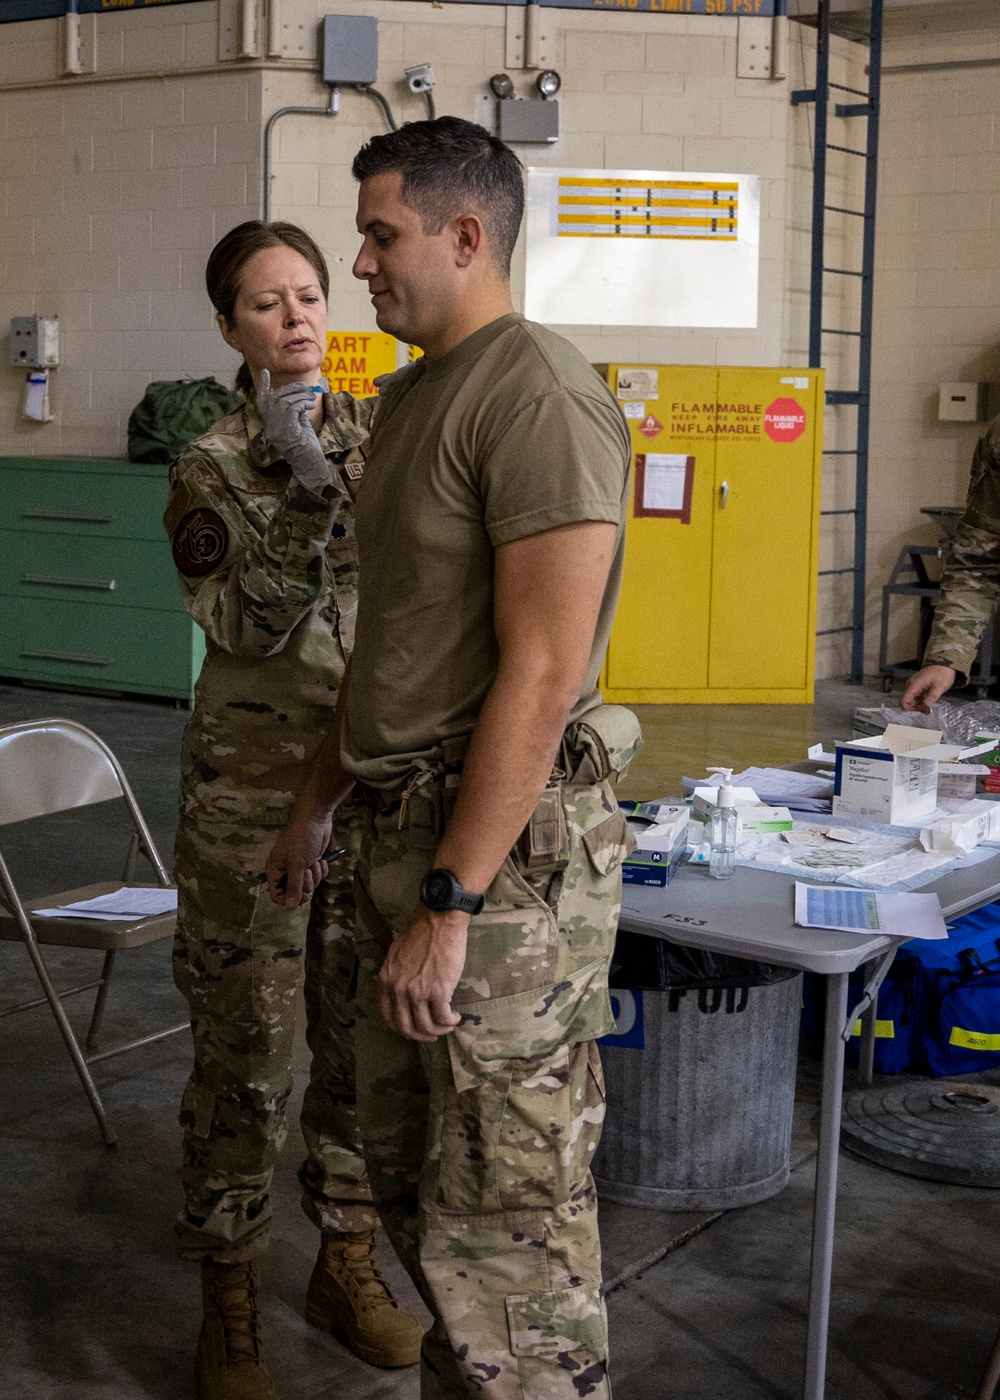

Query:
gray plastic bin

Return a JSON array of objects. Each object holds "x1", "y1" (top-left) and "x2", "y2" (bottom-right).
[{"x1": 593, "y1": 938, "x2": 802, "y2": 1211}]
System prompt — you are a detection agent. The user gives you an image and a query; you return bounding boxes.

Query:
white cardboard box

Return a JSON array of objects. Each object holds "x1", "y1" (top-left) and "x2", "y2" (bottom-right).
[
  {"x1": 920, "y1": 800, "x2": 1000, "y2": 855},
  {"x1": 833, "y1": 726, "x2": 999, "y2": 825},
  {"x1": 937, "y1": 763, "x2": 990, "y2": 800}
]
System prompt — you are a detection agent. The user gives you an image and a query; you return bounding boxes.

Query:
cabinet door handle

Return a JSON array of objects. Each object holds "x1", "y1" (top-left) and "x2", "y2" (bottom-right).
[
  {"x1": 719, "y1": 480, "x2": 730, "y2": 509},
  {"x1": 21, "y1": 574, "x2": 116, "y2": 591},
  {"x1": 20, "y1": 648, "x2": 111, "y2": 667},
  {"x1": 21, "y1": 509, "x2": 114, "y2": 524}
]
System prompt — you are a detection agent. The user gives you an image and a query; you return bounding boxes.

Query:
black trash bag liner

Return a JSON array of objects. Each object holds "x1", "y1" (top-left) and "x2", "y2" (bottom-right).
[{"x1": 609, "y1": 927, "x2": 798, "y2": 993}]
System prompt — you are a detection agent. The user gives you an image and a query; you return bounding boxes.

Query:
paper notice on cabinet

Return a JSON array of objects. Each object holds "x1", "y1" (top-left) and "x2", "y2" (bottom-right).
[
  {"x1": 616, "y1": 367, "x2": 658, "y2": 400},
  {"x1": 642, "y1": 454, "x2": 689, "y2": 512}
]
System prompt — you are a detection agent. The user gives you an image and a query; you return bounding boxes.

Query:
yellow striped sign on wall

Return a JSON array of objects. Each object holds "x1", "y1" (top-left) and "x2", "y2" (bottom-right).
[{"x1": 557, "y1": 176, "x2": 739, "y2": 240}]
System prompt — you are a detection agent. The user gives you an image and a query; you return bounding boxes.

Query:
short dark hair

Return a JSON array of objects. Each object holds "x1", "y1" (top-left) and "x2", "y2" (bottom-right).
[
  {"x1": 352, "y1": 117, "x2": 524, "y2": 274},
  {"x1": 206, "y1": 221, "x2": 329, "y2": 397}
]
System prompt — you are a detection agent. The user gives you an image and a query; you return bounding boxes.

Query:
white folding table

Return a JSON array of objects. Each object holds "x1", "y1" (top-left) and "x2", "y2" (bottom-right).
[{"x1": 618, "y1": 852, "x2": 1000, "y2": 1400}]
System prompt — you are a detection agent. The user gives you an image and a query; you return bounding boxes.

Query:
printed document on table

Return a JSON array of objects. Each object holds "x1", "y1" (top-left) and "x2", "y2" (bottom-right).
[
  {"x1": 34, "y1": 888, "x2": 178, "y2": 921},
  {"x1": 793, "y1": 882, "x2": 947, "y2": 940}
]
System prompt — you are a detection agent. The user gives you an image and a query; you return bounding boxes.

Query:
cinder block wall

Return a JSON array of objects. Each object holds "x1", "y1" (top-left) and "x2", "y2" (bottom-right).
[
  {"x1": 869, "y1": 23, "x2": 1000, "y2": 676},
  {"x1": 0, "y1": 2, "x2": 259, "y2": 457},
  {"x1": 0, "y1": 1, "x2": 871, "y2": 680}
]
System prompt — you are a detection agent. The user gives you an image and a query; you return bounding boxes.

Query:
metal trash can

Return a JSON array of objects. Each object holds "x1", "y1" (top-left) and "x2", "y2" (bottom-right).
[{"x1": 593, "y1": 930, "x2": 803, "y2": 1211}]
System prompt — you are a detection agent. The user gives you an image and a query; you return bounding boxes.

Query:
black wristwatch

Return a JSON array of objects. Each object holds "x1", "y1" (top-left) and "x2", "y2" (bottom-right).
[{"x1": 419, "y1": 868, "x2": 485, "y2": 916}]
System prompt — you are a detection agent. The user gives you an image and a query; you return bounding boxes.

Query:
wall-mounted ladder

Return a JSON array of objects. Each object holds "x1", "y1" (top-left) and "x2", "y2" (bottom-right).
[{"x1": 792, "y1": 0, "x2": 883, "y2": 684}]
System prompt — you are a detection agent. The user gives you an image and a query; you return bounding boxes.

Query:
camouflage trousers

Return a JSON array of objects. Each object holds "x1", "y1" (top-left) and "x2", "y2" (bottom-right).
[
  {"x1": 352, "y1": 775, "x2": 631, "y2": 1400},
  {"x1": 172, "y1": 800, "x2": 377, "y2": 1264}
]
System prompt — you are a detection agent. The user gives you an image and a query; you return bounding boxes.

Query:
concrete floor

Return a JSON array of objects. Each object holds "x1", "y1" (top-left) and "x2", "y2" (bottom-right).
[{"x1": 1, "y1": 677, "x2": 997, "y2": 1400}]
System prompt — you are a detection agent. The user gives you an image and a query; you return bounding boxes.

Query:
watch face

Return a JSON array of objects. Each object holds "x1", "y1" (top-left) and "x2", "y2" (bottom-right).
[{"x1": 423, "y1": 870, "x2": 454, "y2": 909}]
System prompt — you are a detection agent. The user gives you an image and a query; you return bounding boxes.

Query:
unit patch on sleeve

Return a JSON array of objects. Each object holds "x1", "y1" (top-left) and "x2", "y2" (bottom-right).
[{"x1": 172, "y1": 508, "x2": 229, "y2": 577}]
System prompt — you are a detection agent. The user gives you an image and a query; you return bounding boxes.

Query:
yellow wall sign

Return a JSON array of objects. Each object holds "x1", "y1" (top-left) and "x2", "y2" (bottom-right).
[
  {"x1": 558, "y1": 177, "x2": 738, "y2": 242},
  {"x1": 322, "y1": 332, "x2": 397, "y2": 396}
]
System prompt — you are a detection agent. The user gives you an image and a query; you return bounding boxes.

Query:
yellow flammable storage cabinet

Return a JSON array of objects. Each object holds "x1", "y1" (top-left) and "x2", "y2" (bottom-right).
[{"x1": 602, "y1": 364, "x2": 824, "y2": 704}]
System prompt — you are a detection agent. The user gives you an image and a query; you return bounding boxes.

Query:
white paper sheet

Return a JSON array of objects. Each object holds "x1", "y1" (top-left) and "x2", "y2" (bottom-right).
[
  {"x1": 642, "y1": 454, "x2": 688, "y2": 512},
  {"x1": 34, "y1": 887, "x2": 178, "y2": 921},
  {"x1": 793, "y1": 882, "x2": 947, "y2": 940}
]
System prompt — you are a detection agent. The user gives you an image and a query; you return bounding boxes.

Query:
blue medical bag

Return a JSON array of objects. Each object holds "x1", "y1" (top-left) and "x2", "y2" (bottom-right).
[
  {"x1": 801, "y1": 900, "x2": 1000, "y2": 1077},
  {"x1": 915, "y1": 904, "x2": 1000, "y2": 1076}
]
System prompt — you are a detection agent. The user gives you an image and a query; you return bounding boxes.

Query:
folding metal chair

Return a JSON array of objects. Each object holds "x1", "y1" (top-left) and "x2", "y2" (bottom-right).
[{"x1": 0, "y1": 717, "x2": 188, "y2": 1146}]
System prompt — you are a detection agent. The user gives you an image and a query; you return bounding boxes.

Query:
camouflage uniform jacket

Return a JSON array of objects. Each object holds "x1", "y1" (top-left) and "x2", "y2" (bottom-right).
[
  {"x1": 925, "y1": 415, "x2": 1000, "y2": 684},
  {"x1": 164, "y1": 393, "x2": 372, "y2": 827}
]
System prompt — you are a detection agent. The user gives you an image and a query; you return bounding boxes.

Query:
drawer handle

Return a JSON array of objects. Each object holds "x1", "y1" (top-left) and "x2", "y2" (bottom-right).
[
  {"x1": 21, "y1": 574, "x2": 117, "y2": 591},
  {"x1": 21, "y1": 648, "x2": 111, "y2": 667},
  {"x1": 22, "y1": 509, "x2": 114, "y2": 524}
]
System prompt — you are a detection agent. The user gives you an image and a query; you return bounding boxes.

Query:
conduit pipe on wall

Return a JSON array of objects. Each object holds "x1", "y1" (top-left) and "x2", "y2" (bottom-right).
[
  {"x1": 267, "y1": 0, "x2": 282, "y2": 58},
  {"x1": 263, "y1": 90, "x2": 339, "y2": 222},
  {"x1": 883, "y1": 56, "x2": 1000, "y2": 75},
  {"x1": 771, "y1": 13, "x2": 789, "y2": 79},
  {"x1": 62, "y1": 0, "x2": 83, "y2": 77},
  {"x1": 239, "y1": 0, "x2": 259, "y2": 60},
  {"x1": 525, "y1": 0, "x2": 542, "y2": 70},
  {"x1": 263, "y1": 81, "x2": 404, "y2": 219}
]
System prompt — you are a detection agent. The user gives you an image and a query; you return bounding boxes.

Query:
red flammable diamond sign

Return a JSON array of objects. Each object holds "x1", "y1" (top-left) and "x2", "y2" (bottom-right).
[
  {"x1": 638, "y1": 414, "x2": 663, "y2": 441},
  {"x1": 764, "y1": 398, "x2": 807, "y2": 443}
]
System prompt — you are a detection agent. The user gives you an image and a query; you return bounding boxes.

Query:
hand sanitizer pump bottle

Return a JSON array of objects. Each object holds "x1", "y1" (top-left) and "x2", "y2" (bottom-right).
[{"x1": 708, "y1": 767, "x2": 737, "y2": 880}]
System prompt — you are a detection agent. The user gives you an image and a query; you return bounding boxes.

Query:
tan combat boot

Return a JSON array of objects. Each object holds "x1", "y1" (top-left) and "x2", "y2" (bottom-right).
[
  {"x1": 197, "y1": 1259, "x2": 276, "y2": 1400},
  {"x1": 305, "y1": 1230, "x2": 423, "y2": 1368}
]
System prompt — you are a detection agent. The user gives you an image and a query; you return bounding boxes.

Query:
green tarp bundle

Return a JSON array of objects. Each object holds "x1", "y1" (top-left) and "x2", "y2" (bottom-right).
[{"x1": 127, "y1": 377, "x2": 242, "y2": 464}]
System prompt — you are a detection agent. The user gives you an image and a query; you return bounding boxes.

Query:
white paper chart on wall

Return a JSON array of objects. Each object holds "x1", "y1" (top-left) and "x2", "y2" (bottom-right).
[{"x1": 524, "y1": 168, "x2": 760, "y2": 328}]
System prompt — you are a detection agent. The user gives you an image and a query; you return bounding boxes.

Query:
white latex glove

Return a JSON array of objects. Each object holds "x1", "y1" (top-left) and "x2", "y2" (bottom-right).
[{"x1": 257, "y1": 368, "x2": 331, "y2": 494}]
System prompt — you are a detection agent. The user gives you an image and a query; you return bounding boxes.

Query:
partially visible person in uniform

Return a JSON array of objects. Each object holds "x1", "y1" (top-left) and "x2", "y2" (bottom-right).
[
  {"x1": 266, "y1": 119, "x2": 641, "y2": 1400},
  {"x1": 166, "y1": 219, "x2": 421, "y2": 1400},
  {"x1": 902, "y1": 417, "x2": 1000, "y2": 712}
]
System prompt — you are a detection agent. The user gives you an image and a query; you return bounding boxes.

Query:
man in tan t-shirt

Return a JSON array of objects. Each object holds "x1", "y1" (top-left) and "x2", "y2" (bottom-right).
[{"x1": 267, "y1": 117, "x2": 641, "y2": 1400}]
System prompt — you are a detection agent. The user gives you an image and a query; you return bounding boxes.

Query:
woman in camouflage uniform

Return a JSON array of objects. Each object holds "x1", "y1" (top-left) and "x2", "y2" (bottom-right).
[{"x1": 165, "y1": 221, "x2": 421, "y2": 1400}]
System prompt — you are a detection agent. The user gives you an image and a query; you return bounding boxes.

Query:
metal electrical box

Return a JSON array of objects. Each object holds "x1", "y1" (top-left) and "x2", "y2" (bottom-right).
[
  {"x1": 938, "y1": 382, "x2": 988, "y2": 423},
  {"x1": 497, "y1": 98, "x2": 559, "y2": 144},
  {"x1": 321, "y1": 15, "x2": 378, "y2": 86},
  {"x1": 9, "y1": 316, "x2": 60, "y2": 369}
]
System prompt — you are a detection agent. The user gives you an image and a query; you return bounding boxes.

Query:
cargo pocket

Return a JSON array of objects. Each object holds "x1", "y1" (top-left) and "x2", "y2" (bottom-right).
[
  {"x1": 437, "y1": 961, "x2": 613, "y2": 1215},
  {"x1": 581, "y1": 810, "x2": 634, "y2": 877},
  {"x1": 455, "y1": 858, "x2": 560, "y2": 1004},
  {"x1": 506, "y1": 1282, "x2": 610, "y2": 1400},
  {"x1": 173, "y1": 829, "x2": 271, "y2": 1036},
  {"x1": 179, "y1": 1079, "x2": 216, "y2": 1140},
  {"x1": 496, "y1": 1039, "x2": 606, "y2": 1211}
]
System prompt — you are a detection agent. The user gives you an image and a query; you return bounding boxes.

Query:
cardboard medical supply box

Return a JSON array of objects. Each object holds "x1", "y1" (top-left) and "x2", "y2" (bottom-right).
[
  {"x1": 833, "y1": 726, "x2": 999, "y2": 824},
  {"x1": 978, "y1": 744, "x2": 1000, "y2": 793},
  {"x1": 690, "y1": 786, "x2": 792, "y2": 834},
  {"x1": 937, "y1": 763, "x2": 990, "y2": 800},
  {"x1": 852, "y1": 707, "x2": 888, "y2": 739},
  {"x1": 621, "y1": 802, "x2": 689, "y2": 886}
]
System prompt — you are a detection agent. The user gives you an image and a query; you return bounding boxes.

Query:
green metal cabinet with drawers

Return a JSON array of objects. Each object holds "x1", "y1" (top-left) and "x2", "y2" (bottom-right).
[{"x1": 0, "y1": 456, "x2": 204, "y2": 701}]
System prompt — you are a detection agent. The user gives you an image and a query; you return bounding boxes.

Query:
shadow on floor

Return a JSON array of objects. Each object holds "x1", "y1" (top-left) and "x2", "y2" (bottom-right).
[{"x1": 2, "y1": 679, "x2": 996, "y2": 1399}]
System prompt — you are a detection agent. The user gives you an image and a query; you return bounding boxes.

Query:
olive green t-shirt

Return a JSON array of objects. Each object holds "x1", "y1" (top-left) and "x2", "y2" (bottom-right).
[{"x1": 342, "y1": 313, "x2": 631, "y2": 787}]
